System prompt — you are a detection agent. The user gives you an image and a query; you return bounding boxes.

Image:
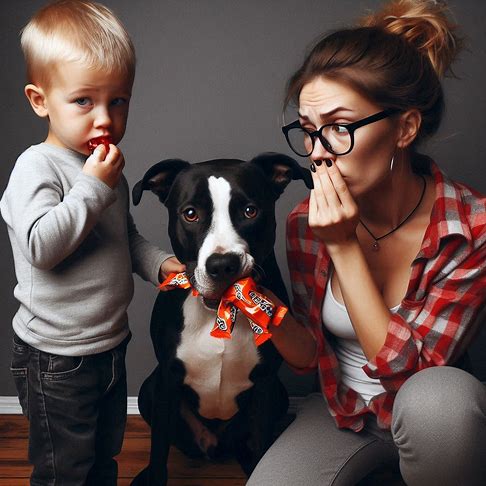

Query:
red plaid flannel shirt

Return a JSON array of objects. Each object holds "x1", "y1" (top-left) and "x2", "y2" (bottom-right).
[{"x1": 286, "y1": 162, "x2": 486, "y2": 431}]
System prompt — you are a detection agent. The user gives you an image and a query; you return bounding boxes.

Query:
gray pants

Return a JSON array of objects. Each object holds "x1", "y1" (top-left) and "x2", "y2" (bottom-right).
[{"x1": 247, "y1": 367, "x2": 486, "y2": 486}]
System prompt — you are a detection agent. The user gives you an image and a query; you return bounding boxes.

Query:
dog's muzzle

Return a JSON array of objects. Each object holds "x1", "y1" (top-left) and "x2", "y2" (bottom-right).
[
  {"x1": 205, "y1": 253, "x2": 241, "y2": 280},
  {"x1": 192, "y1": 252, "x2": 254, "y2": 308}
]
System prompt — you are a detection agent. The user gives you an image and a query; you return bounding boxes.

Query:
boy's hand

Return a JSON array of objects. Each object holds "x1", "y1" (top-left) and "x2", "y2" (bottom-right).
[
  {"x1": 159, "y1": 257, "x2": 186, "y2": 286},
  {"x1": 83, "y1": 143, "x2": 124, "y2": 189}
]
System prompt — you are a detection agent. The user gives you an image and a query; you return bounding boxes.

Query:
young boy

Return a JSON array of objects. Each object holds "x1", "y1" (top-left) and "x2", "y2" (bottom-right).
[{"x1": 0, "y1": 1, "x2": 183, "y2": 483}]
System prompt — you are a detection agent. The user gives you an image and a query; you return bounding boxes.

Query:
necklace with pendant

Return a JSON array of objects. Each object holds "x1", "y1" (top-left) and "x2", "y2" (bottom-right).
[{"x1": 359, "y1": 174, "x2": 427, "y2": 252}]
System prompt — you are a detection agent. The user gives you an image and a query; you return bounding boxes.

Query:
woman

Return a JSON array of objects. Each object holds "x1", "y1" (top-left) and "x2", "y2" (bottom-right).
[{"x1": 251, "y1": 1, "x2": 486, "y2": 485}]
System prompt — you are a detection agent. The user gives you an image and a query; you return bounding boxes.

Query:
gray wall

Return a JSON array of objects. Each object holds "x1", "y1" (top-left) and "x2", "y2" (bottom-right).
[{"x1": 1, "y1": 0, "x2": 485, "y2": 398}]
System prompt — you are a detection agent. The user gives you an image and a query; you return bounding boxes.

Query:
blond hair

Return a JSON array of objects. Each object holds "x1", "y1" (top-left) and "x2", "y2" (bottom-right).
[
  {"x1": 285, "y1": 0, "x2": 462, "y2": 158},
  {"x1": 360, "y1": 0, "x2": 461, "y2": 78},
  {"x1": 21, "y1": 0, "x2": 136, "y2": 87}
]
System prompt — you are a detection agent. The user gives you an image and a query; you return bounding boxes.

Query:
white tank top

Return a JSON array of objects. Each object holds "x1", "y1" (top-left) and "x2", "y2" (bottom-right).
[{"x1": 322, "y1": 276, "x2": 399, "y2": 405}]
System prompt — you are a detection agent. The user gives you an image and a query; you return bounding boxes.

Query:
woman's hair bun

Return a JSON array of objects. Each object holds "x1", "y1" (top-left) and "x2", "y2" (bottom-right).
[{"x1": 360, "y1": 0, "x2": 462, "y2": 77}]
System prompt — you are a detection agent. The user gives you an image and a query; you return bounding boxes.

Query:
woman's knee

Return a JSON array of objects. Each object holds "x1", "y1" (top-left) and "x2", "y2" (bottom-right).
[
  {"x1": 392, "y1": 366, "x2": 486, "y2": 485},
  {"x1": 393, "y1": 366, "x2": 486, "y2": 431}
]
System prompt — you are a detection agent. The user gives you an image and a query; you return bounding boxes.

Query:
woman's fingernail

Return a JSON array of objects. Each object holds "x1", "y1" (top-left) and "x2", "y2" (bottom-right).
[
  {"x1": 310, "y1": 163, "x2": 316, "y2": 172},
  {"x1": 325, "y1": 159, "x2": 333, "y2": 167},
  {"x1": 315, "y1": 159, "x2": 322, "y2": 166}
]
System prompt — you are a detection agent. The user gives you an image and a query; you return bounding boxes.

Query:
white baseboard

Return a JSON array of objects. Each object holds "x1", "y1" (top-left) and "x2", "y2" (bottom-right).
[
  {"x1": 0, "y1": 397, "x2": 23, "y2": 414},
  {"x1": 128, "y1": 396, "x2": 140, "y2": 414},
  {"x1": 0, "y1": 396, "x2": 304, "y2": 415},
  {"x1": 0, "y1": 396, "x2": 142, "y2": 415}
]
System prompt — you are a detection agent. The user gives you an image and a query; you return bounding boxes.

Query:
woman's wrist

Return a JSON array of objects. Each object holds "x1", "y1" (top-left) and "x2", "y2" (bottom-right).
[{"x1": 325, "y1": 234, "x2": 361, "y2": 259}]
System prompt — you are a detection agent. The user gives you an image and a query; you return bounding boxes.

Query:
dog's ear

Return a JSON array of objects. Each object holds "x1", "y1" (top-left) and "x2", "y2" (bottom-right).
[
  {"x1": 132, "y1": 159, "x2": 191, "y2": 206},
  {"x1": 249, "y1": 152, "x2": 313, "y2": 198}
]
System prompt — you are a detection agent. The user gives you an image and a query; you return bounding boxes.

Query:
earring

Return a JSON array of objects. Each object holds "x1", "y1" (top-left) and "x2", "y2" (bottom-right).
[{"x1": 390, "y1": 155, "x2": 395, "y2": 172}]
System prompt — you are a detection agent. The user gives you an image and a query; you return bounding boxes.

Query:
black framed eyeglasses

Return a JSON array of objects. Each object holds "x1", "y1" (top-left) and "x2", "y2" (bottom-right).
[{"x1": 281, "y1": 108, "x2": 399, "y2": 157}]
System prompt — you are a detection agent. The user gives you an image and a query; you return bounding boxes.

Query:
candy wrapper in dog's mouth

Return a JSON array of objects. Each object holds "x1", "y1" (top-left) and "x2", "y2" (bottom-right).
[
  {"x1": 159, "y1": 272, "x2": 287, "y2": 346},
  {"x1": 87, "y1": 135, "x2": 113, "y2": 154}
]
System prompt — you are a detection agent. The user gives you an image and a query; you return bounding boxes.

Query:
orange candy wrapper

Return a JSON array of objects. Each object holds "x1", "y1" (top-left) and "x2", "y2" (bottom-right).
[
  {"x1": 159, "y1": 272, "x2": 198, "y2": 295},
  {"x1": 159, "y1": 273, "x2": 287, "y2": 346}
]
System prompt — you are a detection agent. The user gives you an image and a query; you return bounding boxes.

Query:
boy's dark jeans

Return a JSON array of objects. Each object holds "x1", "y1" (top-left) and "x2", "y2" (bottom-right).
[{"x1": 11, "y1": 332, "x2": 131, "y2": 486}]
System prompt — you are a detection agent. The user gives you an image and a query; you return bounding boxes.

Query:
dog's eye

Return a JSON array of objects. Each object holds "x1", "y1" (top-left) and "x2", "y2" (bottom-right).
[
  {"x1": 244, "y1": 205, "x2": 258, "y2": 219},
  {"x1": 182, "y1": 207, "x2": 199, "y2": 222}
]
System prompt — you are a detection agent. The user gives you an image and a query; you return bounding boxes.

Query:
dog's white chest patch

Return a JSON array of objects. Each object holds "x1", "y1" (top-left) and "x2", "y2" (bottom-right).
[{"x1": 176, "y1": 294, "x2": 260, "y2": 420}]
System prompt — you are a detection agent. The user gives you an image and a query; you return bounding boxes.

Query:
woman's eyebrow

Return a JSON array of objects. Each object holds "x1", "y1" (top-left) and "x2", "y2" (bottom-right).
[{"x1": 298, "y1": 107, "x2": 355, "y2": 121}]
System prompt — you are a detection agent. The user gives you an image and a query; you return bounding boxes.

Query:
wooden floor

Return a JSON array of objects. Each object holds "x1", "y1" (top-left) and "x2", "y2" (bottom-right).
[{"x1": 0, "y1": 414, "x2": 246, "y2": 485}]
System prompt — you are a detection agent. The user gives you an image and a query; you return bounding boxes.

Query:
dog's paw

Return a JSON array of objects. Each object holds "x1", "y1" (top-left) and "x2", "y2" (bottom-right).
[
  {"x1": 131, "y1": 467, "x2": 168, "y2": 486},
  {"x1": 197, "y1": 426, "x2": 219, "y2": 456}
]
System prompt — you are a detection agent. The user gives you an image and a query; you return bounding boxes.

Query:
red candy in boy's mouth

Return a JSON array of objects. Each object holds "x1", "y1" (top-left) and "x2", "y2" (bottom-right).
[{"x1": 87, "y1": 135, "x2": 113, "y2": 154}]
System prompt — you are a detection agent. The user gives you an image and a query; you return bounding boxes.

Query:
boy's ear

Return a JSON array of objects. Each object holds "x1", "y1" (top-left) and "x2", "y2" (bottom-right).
[{"x1": 24, "y1": 84, "x2": 48, "y2": 118}]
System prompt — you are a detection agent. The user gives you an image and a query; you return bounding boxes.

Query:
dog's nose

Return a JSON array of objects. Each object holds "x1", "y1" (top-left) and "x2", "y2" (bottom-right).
[{"x1": 206, "y1": 253, "x2": 241, "y2": 280}]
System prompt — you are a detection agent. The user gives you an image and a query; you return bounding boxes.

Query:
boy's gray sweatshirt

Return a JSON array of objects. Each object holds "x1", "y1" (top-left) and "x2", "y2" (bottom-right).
[{"x1": 0, "y1": 143, "x2": 172, "y2": 355}]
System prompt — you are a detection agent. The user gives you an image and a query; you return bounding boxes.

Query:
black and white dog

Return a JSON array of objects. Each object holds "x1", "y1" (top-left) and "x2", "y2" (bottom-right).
[{"x1": 130, "y1": 153, "x2": 311, "y2": 485}]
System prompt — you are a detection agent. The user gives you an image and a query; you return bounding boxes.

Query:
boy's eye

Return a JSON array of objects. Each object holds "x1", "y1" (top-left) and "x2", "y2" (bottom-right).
[
  {"x1": 75, "y1": 97, "x2": 91, "y2": 106},
  {"x1": 111, "y1": 98, "x2": 127, "y2": 106}
]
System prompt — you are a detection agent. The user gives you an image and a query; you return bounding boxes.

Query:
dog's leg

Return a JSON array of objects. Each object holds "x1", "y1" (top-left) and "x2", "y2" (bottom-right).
[
  {"x1": 180, "y1": 401, "x2": 219, "y2": 457},
  {"x1": 137, "y1": 368, "x2": 158, "y2": 425},
  {"x1": 236, "y1": 375, "x2": 289, "y2": 475}
]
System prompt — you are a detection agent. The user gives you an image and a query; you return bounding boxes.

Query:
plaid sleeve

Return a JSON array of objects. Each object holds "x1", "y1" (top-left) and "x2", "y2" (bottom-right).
[
  {"x1": 286, "y1": 207, "x2": 321, "y2": 372},
  {"x1": 363, "y1": 237, "x2": 486, "y2": 392}
]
